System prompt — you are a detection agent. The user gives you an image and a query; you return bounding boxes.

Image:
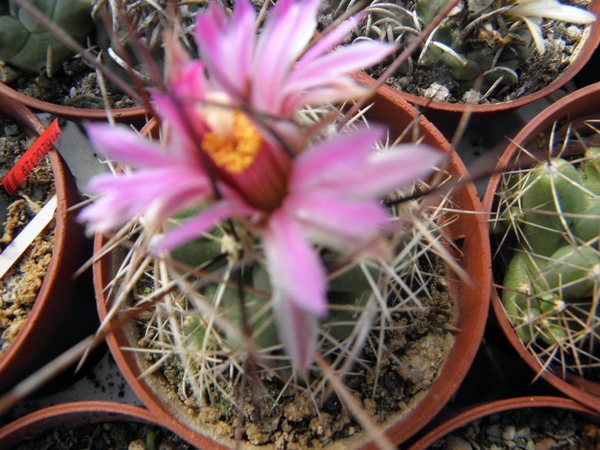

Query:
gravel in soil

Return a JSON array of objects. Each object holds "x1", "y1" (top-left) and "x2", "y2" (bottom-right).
[
  {"x1": 9, "y1": 420, "x2": 194, "y2": 450},
  {"x1": 430, "y1": 407, "x2": 600, "y2": 449},
  {"x1": 137, "y1": 258, "x2": 455, "y2": 448},
  {"x1": 0, "y1": 118, "x2": 55, "y2": 356},
  {"x1": 0, "y1": 58, "x2": 138, "y2": 110}
]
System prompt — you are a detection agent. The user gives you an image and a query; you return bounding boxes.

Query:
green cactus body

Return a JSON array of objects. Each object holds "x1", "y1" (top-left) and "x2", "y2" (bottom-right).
[
  {"x1": 514, "y1": 306, "x2": 540, "y2": 343},
  {"x1": 178, "y1": 248, "x2": 378, "y2": 356},
  {"x1": 415, "y1": 0, "x2": 451, "y2": 27},
  {"x1": 578, "y1": 147, "x2": 600, "y2": 195},
  {"x1": 490, "y1": 171, "x2": 525, "y2": 235},
  {"x1": 494, "y1": 134, "x2": 600, "y2": 360},
  {"x1": 537, "y1": 323, "x2": 568, "y2": 345},
  {"x1": 413, "y1": 0, "x2": 538, "y2": 92},
  {"x1": 201, "y1": 278, "x2": 278, "y2": 352},
  {"x1": 572, "y1": 199, "x2": 600, "y2": 245},
  {"x1": 543, "y1": 245, "x2": 600, "y2": 300},
  {"x1": 519, "y1": 158, "x2": 589, "y2": 256},
  {"x1": 182, "y1": 315, "x2": 207, "y2": 350},
  {"x1": 502, "y1": 251, "x2": 549, "y2": 313},
  {"x1": 0, "y1": 0, "x2": 94, "y2": 74},
  {"x1": 489, "y1": 204, "x2": 511, "y2": 235}
]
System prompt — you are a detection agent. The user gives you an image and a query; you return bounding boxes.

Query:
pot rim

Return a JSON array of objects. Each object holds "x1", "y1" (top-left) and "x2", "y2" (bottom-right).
[
  {"x1": 0, "y1": 80, "x2": 148, "y2": 125},
  {"x1": 0, "y1": 400, "x2": 194, "y2": 447},
  {"x1": 482, "y1": 81, "x2": 600, "y2": 411},
  {"x1": 408, "y1": 395, "x2": 600, "y2": 449},
  {"x1": 94, "y1": 85, "x2": 491, "y2": 449},
  {"x1": 0, "y1": 94, "x2": 85, "y2": 391}
]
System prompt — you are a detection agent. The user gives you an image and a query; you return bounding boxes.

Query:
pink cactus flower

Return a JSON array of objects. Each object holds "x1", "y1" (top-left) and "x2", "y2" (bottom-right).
[
  {"x1": 193, "y1": 0, "x2": 395, "y2": 118},
  {"x1": 80, "y1": 0, "x2": 444, "y2": 370}
]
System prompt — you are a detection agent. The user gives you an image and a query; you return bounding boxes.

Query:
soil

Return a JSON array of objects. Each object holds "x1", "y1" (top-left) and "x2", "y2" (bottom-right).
[
  {"x1": 429, "y1": 407, "x2": 600, "y2": 449},
  {"x1": 136, "y1": 256, "x2": 455, "y2": 448},
  {"x1": 0, "y1": 118, "x2": 56, "y2": 356},
  {"x1": 9, "y1": 419, "x2": 193, "y2": 450},
  {"x1": 0, "y1": 58, "x2": 138, "y2": 110}
]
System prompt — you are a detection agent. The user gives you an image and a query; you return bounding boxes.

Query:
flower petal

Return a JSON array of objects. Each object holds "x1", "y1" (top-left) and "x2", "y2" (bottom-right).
[
  {"x1": 152, "y1": 93, "x2": 209, "y2": 156},
  {"x1": 287, "y1": 42, "x2": 396, "y2": 93},
  {"x1": 80, "y1": 168, "x2": 213, "y2": 233},
  {"x1": 295, "y1": 11, "x2": 368, "y2": 71},
  {"x1": 291, "y1": 125, "x2": 385, "y2": 188},
  {"x1": 150, "y1": 200, "x2": 259, "y2": 253},
  {"x1": 85, "y1": 123, "x2": 185, "y2": 168},
  {"x1": 251, "y1": 0, "x2": 321, "y2": 112},
  {"x1": 510, "y1": 0, "x2": 595, "y2": 23},
  {"x1": 520, "y1": 15, "x2": 546, "y2": 54},
  {"x1": 300, "y1": 144, "x2": 444, "y2": 199},
  {"x1": 281, "y1": 80, "x2": 370, "y2": 116},
  {"x1": 285, "y1": 192, "x2": 389, "y2": 239},
  {"x1": 272, "y1": 292, "x2": 318, "y2": 372},
  {"x1": 195, "y1": 0, "x2": 256, "y2": 98},
  {"x1": 263, "y1": 209, "x2": 328, "y2": 317}
]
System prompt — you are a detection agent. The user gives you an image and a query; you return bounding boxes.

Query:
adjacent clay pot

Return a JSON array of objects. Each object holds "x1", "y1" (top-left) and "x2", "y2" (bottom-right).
[
  {"x1": 0, "y1": 401, "x2": 194, "y2": 448},
  {"x1": 94, "y1": 84, "x2": 491, "y2": 448},
  {"x1": 0, "y1": 82, "x2": 148, "y2": 127},
  {"x1": 408, "y1": 396, "x2": 600, "y2": 449},
  {"x1": 482, "y1": 81, "x2": 600, "y2": 411},
  {"x1": 384, "y1": 0, "x2": 600, "y2": 125},
  {"x1": 0, "y1": 95, "x2": 97, "y2": 393}
]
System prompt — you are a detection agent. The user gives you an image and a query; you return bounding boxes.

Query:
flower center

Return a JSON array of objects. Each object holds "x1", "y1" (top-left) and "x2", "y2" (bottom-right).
[{"x1": 201, "y1": 112, "x2": 261, "y2": 173}]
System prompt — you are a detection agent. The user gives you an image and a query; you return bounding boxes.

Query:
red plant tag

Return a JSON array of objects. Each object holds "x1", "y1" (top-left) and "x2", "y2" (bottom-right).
[{"x1": 1, "y1": 119, "x2": 61, "y2": 196}]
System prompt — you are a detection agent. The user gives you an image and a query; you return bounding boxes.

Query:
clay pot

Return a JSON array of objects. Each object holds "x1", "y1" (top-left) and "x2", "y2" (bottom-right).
[
  {"x1": 0, "y1": 81, "x2": 148, "y2": 127},
  {"x1": 384, "y1": 0, "x2": 600, "y2": 125},
  {"x1": 482, "y1": 81, "x2": 600, "y2": 411},
  {"x1": 408, "y1": 396, "x2": 600, "y2": 449},
  {"x1": 0, "y1": 401, "x2": 193, "y2": 448},
  {"x1": 0, "y1": 95, "x2": 97, "y2": 393},
  {"x1": 93, "y1": 84, "x2": 491, "y2": 448}
]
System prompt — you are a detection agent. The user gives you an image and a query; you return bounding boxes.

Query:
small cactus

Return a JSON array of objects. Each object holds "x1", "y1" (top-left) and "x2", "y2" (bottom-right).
[
  {"x1": 91, "y1": 0, "x2": 199, "y2": 87},
  {"x1": 347, "y1": 0, "x2": 595, "y2": 99},
  {"x1": 492, "y1": 130, "x2": 600, "y2": 375},
  {"x1": 0, "y1": 0, "x2": 94, "y2": 75}
]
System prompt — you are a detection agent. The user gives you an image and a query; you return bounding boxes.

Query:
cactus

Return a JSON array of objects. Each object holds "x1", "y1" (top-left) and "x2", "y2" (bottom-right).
[
  {"x1": 492, "y1": 131, "x2": 600, "y2": 376},
  {"x1": 96, "y1": 103, "x2": 462, "y2": 445},
  {"x1": 347, "y1": 0, "x2": 594, "y2": 100},
  {"x1": 0, "y1": 0, "x2": 94, "y2": 75},
  {"x1": 91, "y1": 0, "x2": 199, "y2": 87}
]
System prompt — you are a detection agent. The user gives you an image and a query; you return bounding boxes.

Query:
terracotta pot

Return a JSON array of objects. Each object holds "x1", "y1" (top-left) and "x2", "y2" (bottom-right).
[
  {"x1": 482, "y1": 81, "x2": 600, "y2": 411},
  {"x1": 0, "y1": 95, "x2": 97, "y2": 393},
  {"x1": 94, "y1": 84, "x2": 491, "y2": 448},
  {"x1": 381, "y1": 0, "x2": 600, "y2": 125},
  {"x1": 408, "y1": 396, "x2": 600, "y2": 449},
  {"x1": 0, "y1": 81, "x2": 148, "y2": 127},
  {"x1": 0, "y1": 401, "x2": 194, "y2": 447}
]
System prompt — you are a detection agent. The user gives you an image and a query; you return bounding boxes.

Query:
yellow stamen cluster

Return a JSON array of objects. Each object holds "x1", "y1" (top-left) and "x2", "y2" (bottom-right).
[{"x1": 201, "y1": 112, "x2": 261, "y2": 173}]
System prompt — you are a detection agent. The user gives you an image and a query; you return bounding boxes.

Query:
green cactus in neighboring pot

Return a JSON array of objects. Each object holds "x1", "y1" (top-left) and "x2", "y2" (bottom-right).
[
  {"x1": 492, "y1": 141, "x2": 600, "y2": 362},
  {"x1": 349, "y1": 0, "x2": 595, "y2": 99},
  {"x1": 91, "y1": 0, "x2": 199, "y2": 89},
  {"x1": 0, "y1": 0, "x2": 94, "y2": 74},
  {"x1": 413, "y1": 0, "x2": 536, "y2": 94}
]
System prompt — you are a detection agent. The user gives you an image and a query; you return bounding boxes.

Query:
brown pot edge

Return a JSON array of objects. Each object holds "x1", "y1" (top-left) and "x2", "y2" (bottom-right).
[
  {"x1": 408, "y1": 395, "x2": 600, "y2": 450},
  {"x1": 0, "y1": 400, "x2": 197, "y2": 447},
  {"x1": 93, "y1": 83, "x2": 491, "y2": 448},
  {"x1": 0, "y1": 95, "x2": 86, "y2": 391}
]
